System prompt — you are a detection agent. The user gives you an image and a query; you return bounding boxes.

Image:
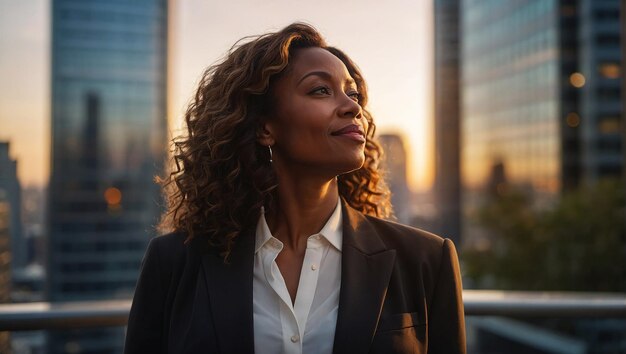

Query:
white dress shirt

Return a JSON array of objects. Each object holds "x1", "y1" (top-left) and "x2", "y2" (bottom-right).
[{"x1": 253, "y1": 199, "x2": 342, "y2": 354}]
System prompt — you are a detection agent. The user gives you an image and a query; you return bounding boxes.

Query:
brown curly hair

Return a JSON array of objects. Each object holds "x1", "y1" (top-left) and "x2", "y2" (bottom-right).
[{"x1": 159, "y1": 22, "x2": 392, "y2": 260}]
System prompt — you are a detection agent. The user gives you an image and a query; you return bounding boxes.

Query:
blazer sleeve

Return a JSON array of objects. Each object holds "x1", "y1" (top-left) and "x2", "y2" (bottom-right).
[
  {"x1": 428, "y1": 238, "x2": 466, "y2": 354},
  {"x1": 124, "y1": 238, "x2": 167, "y2": 354}
]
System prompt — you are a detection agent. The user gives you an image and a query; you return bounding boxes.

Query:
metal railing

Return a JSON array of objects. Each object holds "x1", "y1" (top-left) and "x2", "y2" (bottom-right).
[{"x1": 1, "y1": 290, "x2": 625, "y2": 331}]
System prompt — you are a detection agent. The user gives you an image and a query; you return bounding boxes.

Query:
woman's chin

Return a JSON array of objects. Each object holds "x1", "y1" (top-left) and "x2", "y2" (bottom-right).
[{"x1": 337, "y1": 156, "x2": 366, "y2": 175}]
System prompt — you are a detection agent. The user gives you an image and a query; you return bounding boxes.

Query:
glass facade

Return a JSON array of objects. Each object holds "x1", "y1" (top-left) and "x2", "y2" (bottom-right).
[
  {"x1": 459, "y1": 1, "x2": 625, "y2": 351},
  {"x1": 461, "y1": 0, "x2": 562, "y2": 249},
  {"x1": 579, "y1": 0, "x2": 623, "y2": 182},
  {"x1": 48, "y1": 0, "x2": 168, "y2": 352},
  {"x1": 462, "y1": 0, "x2": 561, "y2": 195},
  {"x1": 433, "y1": 0, "x2": 462, "y2": 244},
  {"x1": 461, "y1": 0, "x2": 623, "y2": 244},
  {"x1": 379, "y1": 134, "x2": 411, "y2": 224},
  {"x1": 0, "y1": 142, "x2": 25, "y2": 272}
]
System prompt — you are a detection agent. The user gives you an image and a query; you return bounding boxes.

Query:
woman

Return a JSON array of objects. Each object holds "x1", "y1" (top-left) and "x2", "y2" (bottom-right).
[{"x1": 125, "y1": 23, "x2": 466, "y2": 354}]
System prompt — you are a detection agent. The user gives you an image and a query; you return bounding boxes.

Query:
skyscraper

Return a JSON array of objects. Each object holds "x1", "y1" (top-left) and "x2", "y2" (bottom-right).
[
  {"x1": 462, "y1": 0, "x2": 623, "y2": 199},
  {"x1": 433, "y1": 0, "x2": 462, "y2": 245},
  {"x1": 623, "y1": 0, "x2": 626, "y2": 184},
  {"x1": 48, "y1": 1, "x2": 168, "y2": 352},
  {"x1": 0, "y1": 142, "x2": 25, "y2": 273},
  {"x1": 462, "y1": 0, "x2": 564, "y2": 206},
  {"x1": 459, "y1": 0, "x2": 624, "y2": 247},
  {"x1": 0, "y1": 191, "x2": 12, "y2": 353},
  {"x1": 578, "y1": 0, "x2": 623, "y2": 183},
  {"x1": 459, "y1": 2, "x2": 624, "y2": 351},
  {"x1": 379, "y1": 134, "x2": 411, "y2": 223}
]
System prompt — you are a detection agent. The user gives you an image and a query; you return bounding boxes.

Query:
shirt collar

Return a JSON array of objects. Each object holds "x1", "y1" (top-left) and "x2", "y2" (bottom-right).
[
  {"x1": 316, "y1": 198, "x2": 343, "y2": 251},
  {"x1": 255, "y1": 198, "x2": 343, "y2": 253}
]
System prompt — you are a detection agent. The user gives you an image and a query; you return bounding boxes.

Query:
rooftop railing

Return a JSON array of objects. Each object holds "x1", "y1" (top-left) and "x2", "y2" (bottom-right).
[{"x1": 1, "y1": 290, "x2": 625, "y2": 331}]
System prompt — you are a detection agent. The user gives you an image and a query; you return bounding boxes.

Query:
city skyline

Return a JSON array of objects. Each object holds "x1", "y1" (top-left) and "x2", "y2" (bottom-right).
[
  {"x1": 0, "y1": 0, "x2": 435, "y2": 192},
  {"x1": 0, "y1": 2, "x2": 624, "y2": 352}
]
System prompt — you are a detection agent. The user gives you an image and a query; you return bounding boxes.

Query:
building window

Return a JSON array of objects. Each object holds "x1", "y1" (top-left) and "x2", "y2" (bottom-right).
[
  {"x1": 595, "y1": 138, "x2": 621, "y2": 152},
  {"x1": 597, "y1": 88, "x2": 621, "y2": 101},
  {"x1": 594, "y1": 9, "x2": 620, "y2": 21},
  {"x1": 596, "y1": 34, "x2": 620, "y2": 46},
  {"x1": 598, "y1": 63, "x2": 621, "y2": 79},
  {"x1": 598, "y1": 116, "x2": 622, "y2": 134}
]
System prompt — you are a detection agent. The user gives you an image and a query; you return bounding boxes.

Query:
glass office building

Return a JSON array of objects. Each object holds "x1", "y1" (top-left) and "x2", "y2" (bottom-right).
[
  {"x1": 461, "y1": 0, "x2": 622, "y2": 245},
  {"x1": 462, "y1": 0, "x2": 563, "y2": 249},
  {"x1": 460, "y1": 1, "x2": 624, "y2": 351},
  {"x1": 578, "y1": 0, "x2": 623, "y2": 182},
  {"x1": 433, "y1": 0, "x2": 462, "y2": 245},
  {"x1": 0, "y1": 142, "x2": 25, "y2": 272},
  {"x1": 462, "y1": 0, "x2": 561, "y2": 196},
  {"x1": 379, "y1": 134, "x2": 411, "y2": 224},
  {"x1": 48, "y1": 1, "x2": 168, "y2": 352}
]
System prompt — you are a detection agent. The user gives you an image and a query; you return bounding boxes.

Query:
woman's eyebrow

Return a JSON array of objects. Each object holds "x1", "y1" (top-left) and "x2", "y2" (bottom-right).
[
  {"x1": 297, "y1": 71, "x2": 332, "y2": 85},
  {"x1": 297, "y1": 71, "x2": 356, "y2": 87}
]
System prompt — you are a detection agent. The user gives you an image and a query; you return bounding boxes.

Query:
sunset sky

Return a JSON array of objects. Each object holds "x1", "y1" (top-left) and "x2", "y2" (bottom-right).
[{"x1": 0, "y1": 0, "x2": 433, "y2": 191}]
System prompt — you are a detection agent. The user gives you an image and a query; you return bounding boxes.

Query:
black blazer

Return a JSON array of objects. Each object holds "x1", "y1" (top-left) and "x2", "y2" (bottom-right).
[{"x1": 124, "y1": 199, "x2": 466, "y2": 354}]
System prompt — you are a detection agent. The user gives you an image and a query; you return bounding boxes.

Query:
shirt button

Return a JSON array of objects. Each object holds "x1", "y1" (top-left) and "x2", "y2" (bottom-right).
[
  {"x1": 311, "y1": 264, "x2": 318, "y2": 271},
  {"x1": 290, "y1": 334, "x2": 299, "y2": 343}
]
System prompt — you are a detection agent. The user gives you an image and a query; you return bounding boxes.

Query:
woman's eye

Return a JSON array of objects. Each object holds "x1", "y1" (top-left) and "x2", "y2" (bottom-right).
[
  {"x1": 347, "y1": 91, "x2": 361, "y2": 102},
  {"x1": 311, "y1": 86, "x2": 331, "y2": 95}
]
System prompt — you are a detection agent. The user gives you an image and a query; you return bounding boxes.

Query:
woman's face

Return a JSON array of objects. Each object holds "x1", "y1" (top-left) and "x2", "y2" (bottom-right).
[{"x1": 263, "y1": 47, "x2": 368, "y2": 177}]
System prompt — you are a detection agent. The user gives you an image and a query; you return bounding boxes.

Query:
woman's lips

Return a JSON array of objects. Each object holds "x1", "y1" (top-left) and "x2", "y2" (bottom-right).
[
  {"x1": 335, "y1": 131, "x2": 366, "y2": 143},
  {"x1": 331, "y1": 124, "x2": 366, "y2": 143}
]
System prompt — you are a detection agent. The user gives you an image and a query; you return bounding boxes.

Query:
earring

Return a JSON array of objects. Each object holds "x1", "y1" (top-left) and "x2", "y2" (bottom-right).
[{"x1": 268, "y1": 145, "x2": 273, "y2": 163}]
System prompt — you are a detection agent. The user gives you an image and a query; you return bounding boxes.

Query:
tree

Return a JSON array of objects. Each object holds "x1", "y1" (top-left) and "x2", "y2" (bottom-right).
[{"x1": 463, "y1": 180, "x2": 626, "y2": 291}]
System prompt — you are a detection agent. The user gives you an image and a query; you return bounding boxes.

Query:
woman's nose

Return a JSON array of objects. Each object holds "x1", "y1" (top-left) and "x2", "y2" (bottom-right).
[{"x1": 338, "y1": 94, "x2": 363, "y2": 119}]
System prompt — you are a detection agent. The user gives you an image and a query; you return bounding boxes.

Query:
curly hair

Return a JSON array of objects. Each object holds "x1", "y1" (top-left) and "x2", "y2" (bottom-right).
[{"x1": 158, "y1": 23, "x2": 392, "y2": 260}]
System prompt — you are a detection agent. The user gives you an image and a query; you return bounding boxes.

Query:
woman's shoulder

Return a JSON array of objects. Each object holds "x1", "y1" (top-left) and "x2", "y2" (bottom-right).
[
  {"x1": 364, "y1": 215, "x2": 445, "y2": 244},
  {"x1": 144, "y1": 231, "x2": 189, "y2": 266},
  {"x1": 149, "y1": 231, "x2": 187, "y2": 251},
  {"x1": 360, "y1": 215, "x2": 461, "y2": 288},
  {"x1": 151, "y1": 231, "x2": 186, "y2": 244},
  {"x1": 361, "y1": 214, "x2": 455, "y2": 260}
]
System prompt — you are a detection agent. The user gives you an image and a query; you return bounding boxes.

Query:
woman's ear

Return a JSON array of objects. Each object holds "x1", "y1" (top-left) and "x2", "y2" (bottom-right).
[{"x1": 256, "y1": 120, "x2": 275, "y2": 147}]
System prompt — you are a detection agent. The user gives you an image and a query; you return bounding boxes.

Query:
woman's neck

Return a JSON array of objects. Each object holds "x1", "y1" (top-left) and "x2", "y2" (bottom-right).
[{"x1": 266, "y1": 174, "x2": 339, "y2": 252}]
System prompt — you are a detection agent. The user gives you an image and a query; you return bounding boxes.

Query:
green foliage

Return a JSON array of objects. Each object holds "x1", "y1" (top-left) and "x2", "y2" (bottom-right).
[{"x1": 463, "y1": 180, "x2": 626, "y2": 291}]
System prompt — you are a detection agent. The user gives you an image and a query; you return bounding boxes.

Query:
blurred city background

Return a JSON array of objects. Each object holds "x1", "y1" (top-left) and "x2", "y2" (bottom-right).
[{"x1": 0, "y1": 0, "x2": 625, "y2": 353}]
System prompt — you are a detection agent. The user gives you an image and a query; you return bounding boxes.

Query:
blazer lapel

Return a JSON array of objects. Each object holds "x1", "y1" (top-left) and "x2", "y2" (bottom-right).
[
  {"x1": 332, "y1": 200, "x2": 396, "y2": 354},
  {"x1": 201, "y1": 230, "x2": 255, "y2": 354}
]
